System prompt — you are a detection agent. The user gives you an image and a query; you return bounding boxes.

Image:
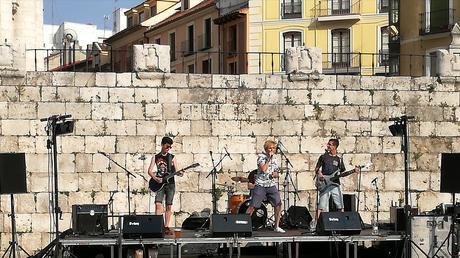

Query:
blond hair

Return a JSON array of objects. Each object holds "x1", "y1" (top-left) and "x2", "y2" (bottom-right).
[{"x1": 263, "y1": 140, "x2": 276, "y2": 150}]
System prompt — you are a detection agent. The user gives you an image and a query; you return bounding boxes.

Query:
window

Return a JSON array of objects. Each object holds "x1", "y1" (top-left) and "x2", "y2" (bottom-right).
[
  {"x1": 127, "y1": 16, "x2": 133, "y2": 27},
  {"x1": 150, "y1": 6, "x2": 157, "y2": 17},
  {"x1": 183, "y1": 0, "x2": 189, "y2": 10},
  {"x1": 379, "y1": 0, "x2": 389, "y2": 13},
  {"x1": 154, "y1": 37, "x2": 161, "y2": 44},
  {"x1": 429, "y1": 51, "x2": 438, "y2": 76},
  {"x1": 169, "y1": 32, "x2": 176, "y2": 61},
  {"x1": 282, "y1": 0, "x2": 302, "y2": 19},
  {"x1": 332, "y1": 0, "x2": 350, "y2": 15},
  {"x1": 229, "y1": 62, "x2": 237, "y2": 74},
  {"x1": 229, "y1": 25, "x2": 237, "y2": 52},
  {"x1": 203, "y1": 18, "x2": 212, "y2": 49},
  {"x1": 331, "y1": 29, "x2": 350, "y2": 67},
  {"x1": 187, "y1": 25, "x2": 194, "y2": 52},
  {"x1": 202, "y1": 59, "x2": 212, "y2": 74},
  {"x1": 283, "y1": 31, "x2": 302, "y2": 49},
  {"x1": 139, "y1": 11, "x2": 145, "y2": 22},
  {"x1": 188, "y1": 64, "x2": 195, "y2": 73},
  {"x1": 379, "y1": 27, "x2": 389, "y2": 66}
]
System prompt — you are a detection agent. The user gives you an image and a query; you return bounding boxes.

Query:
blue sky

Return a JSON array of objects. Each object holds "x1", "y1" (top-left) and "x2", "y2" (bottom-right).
[{"x1": 43, "y1": 0, "x2": 142, "y2": 29}]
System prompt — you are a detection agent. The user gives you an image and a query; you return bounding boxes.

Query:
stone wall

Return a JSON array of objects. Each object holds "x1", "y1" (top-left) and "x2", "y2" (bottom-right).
[{"x1": 0, "y1": 71, "x2": 459, "y2": 254}]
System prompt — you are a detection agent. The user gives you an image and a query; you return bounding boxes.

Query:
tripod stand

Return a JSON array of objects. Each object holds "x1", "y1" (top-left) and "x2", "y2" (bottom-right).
[{"x1": 2, "y1": 194, "x2": 29, "y2": 258}]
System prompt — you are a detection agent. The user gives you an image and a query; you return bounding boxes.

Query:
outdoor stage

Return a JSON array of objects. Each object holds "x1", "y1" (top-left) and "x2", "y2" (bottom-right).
[{"x1": 59, "y1": 228, "x2": 404, "y2": 258}]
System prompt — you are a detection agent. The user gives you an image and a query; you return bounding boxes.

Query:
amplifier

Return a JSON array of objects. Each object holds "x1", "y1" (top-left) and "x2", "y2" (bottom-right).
[
  {"x1": 72, "y1": 204, "x2": 108, "y2": 235},
  {"x1": 122, "y1": 215, "x2": 164, "y2": 238},
  {"x1": 411, "y1": 215, "x2": 452, "y2": 258},
  {"x1": 316, "y1": 211, "x2": 362, "y2": 235},
  {"x1": 211, "y1": 214, "x2": 252, "y2": 237}
]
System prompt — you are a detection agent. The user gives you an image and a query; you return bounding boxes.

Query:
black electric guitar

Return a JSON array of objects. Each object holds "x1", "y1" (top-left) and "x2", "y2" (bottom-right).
[
  {"x1": 315, "y1": 163, "x2": 371, "y2": 193},
  {"x1": 149, "y1": 163, "x2": 200, "y2": 192}
]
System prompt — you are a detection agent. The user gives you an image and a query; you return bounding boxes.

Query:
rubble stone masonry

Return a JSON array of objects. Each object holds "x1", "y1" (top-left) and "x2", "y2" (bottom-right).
[{"x1": 0, "y1": 71, "x2": 459, "y2": 253}]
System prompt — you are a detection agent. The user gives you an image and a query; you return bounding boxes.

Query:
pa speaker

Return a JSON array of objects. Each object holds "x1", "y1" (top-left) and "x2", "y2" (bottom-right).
[
  {"x1": 211, "y1": 214, "x2": 252, "y2": 237},
  {"x1": 441, "y1": 153, "x2": 460, "y2": 193},
  {"x1": 72, "y1": 204, "x2": 108, "y2": 235},
  {"x1": 182, "y1": 216, "x2": 210, "y2": 230},
  {"x1": 316, "y1": 211, "x2": 362, "y2": 235},
  {"x1": 286, "y1": 206, "x2": 312, "y2": 229},
  {"x1": 0, "y1": 153, "x2": 27, "y2": 194},
  {"x1": 122, "y1": 215, "x2": 164, "y2": 238}
]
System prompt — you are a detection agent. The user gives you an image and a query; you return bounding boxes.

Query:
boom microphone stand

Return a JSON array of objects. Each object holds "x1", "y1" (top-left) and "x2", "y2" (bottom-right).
[
  {"x1": 206, "y1": 148, "x2": 232, "y2": 214},
  {"x1": 276, "y1": 140, "x2": 300, "y2": 214}
]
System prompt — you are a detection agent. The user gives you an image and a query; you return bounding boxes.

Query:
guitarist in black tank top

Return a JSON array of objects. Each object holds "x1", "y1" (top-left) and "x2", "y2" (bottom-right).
[{"x1": 148, "y1": 136, "x2": 179, "y2": 234}]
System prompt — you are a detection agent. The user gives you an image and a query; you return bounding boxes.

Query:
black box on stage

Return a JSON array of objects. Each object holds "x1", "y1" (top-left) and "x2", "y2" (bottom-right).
[
  {"x1": 211, "y1": 214, "x2": 252, "y2": 237},
  {"x1": 390, "y1": 206, "x2": 419, "y2": 232},
  {"x1": 182, "y1": 216, "x2": 210, "y2": 230},
  {"x1": 286, "y1": 206, "x2": 312, "y2": 229},
  {"x1": 0, "y1": 153, "x2": 27, "y2": 194},
  {"x1": 122, "y1": 215, "x2": 164, "y2": 238},
  {"x1": 329, "y1": 193, "x2": 356, "y2": 212},
  {"x1": 72, "y1": 204, "x2": 108, "y2": 235},
  {"x1": 441, "y1": 153, "x2": 460, "y2": 193},
  {"x1": 316, "y1": 211, "x2": 362, "y2": 235}
]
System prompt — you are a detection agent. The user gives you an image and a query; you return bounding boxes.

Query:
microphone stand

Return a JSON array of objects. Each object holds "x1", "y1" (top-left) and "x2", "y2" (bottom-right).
[
  {"x1": 99, "y1": 152, "x2": 136, "y2": 215},
  {"x1": 107, "y1": 191, "x2": 116, "y2": 230},
  {"x1": 206, "y1": 151, "x2": 231, "y2": 214},
  {"x1": 356, "y1": 165, "x2": 363, "y2": 213},
  {"x1": 372, "y1": 178, "x2": 380, "y2": 225},
  {"x1": 277, "y1": 141, "x2": 300, "y2": 214}
]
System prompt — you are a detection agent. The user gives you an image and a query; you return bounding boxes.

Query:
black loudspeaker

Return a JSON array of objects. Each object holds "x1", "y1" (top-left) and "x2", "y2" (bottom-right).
[
  {"x1": 182, "y1": 216, "x2": 210, "y2": 230},
  {"x1": 72, "y1": 204, "x2": 108, "y2": 235},
  {"x1": 329, "y1": 193, "x2": 356, "y2": 212},
  {"x1": 211, "y1": 214, "x2": 252, "y2": 237},
  {"x1": 316, "y1": 211, "x2": 362, "y2": 235},
  {"x1": 286, "y1": 206, "x2": 312, "y2": 229},
  {"x1": 441, "y1": 153, "x2": 460, "y2": 193},
  {"x1": 0, "y1": 153, "x2": 27, "y2": 194},
  {"x1": 122, "y1": 215, "x2": 164, "y2": 238}
]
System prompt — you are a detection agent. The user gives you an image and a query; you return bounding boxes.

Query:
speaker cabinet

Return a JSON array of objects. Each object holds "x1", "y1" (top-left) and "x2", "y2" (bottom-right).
[
  {"x1": 329, "y1": 193, "x2": 356, "y2": 212},
  {"x1": 211, "y1": 214, "x2": 252, "y2": 237},
  {"x1": 122, "y1": 215, "x2": 164, "y2": 238},
  {"x1": 182, "y1": 216, "x2": 210, "y2": 230},
  {"x1": 316, "y1": 211, "x2": 362, "y2": 235},
  {"x1": 286, "y1": 206, "x2": 312, "y2": 229},
  {"x1": 72, "y1": 204, "x2": 108, "y2": 235},
  {"x1": 441, "y1": 153, "x2": 460, "y2": 193},
  {"x1": 0, "y1": 153, "x2": 27, "y2": 194}
]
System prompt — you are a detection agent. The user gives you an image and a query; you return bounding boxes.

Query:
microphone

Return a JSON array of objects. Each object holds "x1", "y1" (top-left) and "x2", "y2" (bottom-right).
[
  {"x1": 371, "y1": 177, "x2": 378, "y2": 184},
  {"x1": 324, "y1": 149, "x2": 328, "y2": 153},
  {"x1": 224, "y1": 147, "x2": 232, "y2": 160},
  {"x1": 98, "y1": 151, "x2": 107, "y2": 156}
]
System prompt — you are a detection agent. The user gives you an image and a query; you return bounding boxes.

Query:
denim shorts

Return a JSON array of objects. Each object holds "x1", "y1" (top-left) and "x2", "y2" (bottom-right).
[
  {"x1": 250, "y1": 185, "x2": 281, "y2": 208},
  {"x1": 318, "y1": 185, "x2": 344, "y2": 211},
  {"x1": 155, "y1": 183, "x2": 175, "y2": 205}
]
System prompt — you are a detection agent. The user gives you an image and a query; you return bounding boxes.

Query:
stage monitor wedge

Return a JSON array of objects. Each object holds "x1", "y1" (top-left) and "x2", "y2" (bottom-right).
[
  {"x1": 0, "y1": 153, "x2": 27, "y2": 194},
  {"x1": 440, "y1": 153, "x2": 460, "y2": 193}
]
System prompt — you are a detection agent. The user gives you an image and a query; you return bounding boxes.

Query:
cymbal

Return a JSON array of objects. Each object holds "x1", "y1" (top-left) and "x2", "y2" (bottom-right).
[{"x1": 231, "y1": 176, "x2": 249, "y2": 183}]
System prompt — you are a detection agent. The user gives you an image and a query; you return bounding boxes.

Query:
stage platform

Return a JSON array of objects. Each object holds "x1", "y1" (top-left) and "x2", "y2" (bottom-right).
[{"x1": 59, "y1": 228, "x2": 404, "y2": 258}]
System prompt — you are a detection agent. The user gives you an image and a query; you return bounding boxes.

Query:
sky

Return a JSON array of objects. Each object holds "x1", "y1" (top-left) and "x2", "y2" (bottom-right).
[{"x1": 43, "y1": 0, "x2": 143, "y2": 29}]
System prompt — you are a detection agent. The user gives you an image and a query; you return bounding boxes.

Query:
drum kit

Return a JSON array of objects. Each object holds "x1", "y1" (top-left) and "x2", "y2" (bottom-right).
[{"x1": 217, "y1": 175, "x2": 269, "y2": 230}]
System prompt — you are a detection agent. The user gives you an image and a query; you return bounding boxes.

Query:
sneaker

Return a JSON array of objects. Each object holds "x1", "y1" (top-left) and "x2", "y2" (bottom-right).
[{"x1": 274, "y1": 227, "x2": 286, "y2": 233}]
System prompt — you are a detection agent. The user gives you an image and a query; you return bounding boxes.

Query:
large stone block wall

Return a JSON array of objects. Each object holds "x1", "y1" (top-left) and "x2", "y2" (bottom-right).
[{"x1": 0, "y1": 71, "x2": 459, "y2": 254}]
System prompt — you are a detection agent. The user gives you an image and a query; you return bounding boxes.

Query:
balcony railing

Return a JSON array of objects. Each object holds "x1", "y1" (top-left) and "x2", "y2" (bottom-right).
[
  {"x1": 198, "y1": 34, "x2": 212, "y2": 50},
  {"x1": 282, "y1": 1, "x2": 302, "y2": 19},
  {"x1": 313, "y1": 0, "x2": 361, "y2": 17},
  {"x1": 420, "y1": 8, "x2": 455, "y2": 35}
]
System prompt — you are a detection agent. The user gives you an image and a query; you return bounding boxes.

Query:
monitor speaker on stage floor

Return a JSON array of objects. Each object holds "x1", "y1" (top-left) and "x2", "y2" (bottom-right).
[
  {"x1": 286, "y1": 206, "x2": 312, "y2": 229},
  {"x1": 316, "y1": 211, "x2": 362, "y2": 235},
  {"x1": 329, "y1": 193, "x2": 356, "y2": 212},
  {"x1": 122, "y1": 215, "x2": 164, "y2": 238},
  {"x1": 211, "y1": 214, "x2": 252, "y2": 237},
  {"x1": 72, "y1": 204, "x2": 108, "y2": 235}
]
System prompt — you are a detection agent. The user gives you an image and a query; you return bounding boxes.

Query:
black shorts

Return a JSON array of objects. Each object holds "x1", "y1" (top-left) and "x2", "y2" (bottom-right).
[{"x1": 155, "y1": 183, "x2": 175, "y2": 205}]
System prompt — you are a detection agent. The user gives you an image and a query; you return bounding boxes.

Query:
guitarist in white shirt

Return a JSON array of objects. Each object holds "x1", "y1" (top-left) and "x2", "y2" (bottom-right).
[
  {"x1": 148, "y1": 136, "x2": 179, "y2": 234},
  {"x1": 315, "y1": 139, "x2": 358, "y2": 220}
]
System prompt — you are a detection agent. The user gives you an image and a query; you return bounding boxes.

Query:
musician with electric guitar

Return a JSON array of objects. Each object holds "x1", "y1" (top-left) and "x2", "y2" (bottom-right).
[{"x1": 315, "y1": 139, "x2": 361, "y2": 220}]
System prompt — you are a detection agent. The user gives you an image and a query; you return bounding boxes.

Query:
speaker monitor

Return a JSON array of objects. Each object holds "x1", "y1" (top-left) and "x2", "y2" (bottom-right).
[
  {"x1": 441, "y1": 153, "x2": 460, "y2": 193},
  {"x1": 211, "y1": 214, "x2": 252, "y2": 237},
  {"x1": 0, "y1": 153, "x2": 27, "y2": 194},
  {"x1": 329, "y1": 193, "x2": 356, "y2": 212},
  {"x1": 72, "y1": 204, "x2": 108, "y2": 235},
  {"x1": 286, "y1": 206, "x2": 312, "y2": 229},
  {"x1": 316, "y1": 211, "x2": 362, "y2": 235},
  {"x1": 122, "y1": 215, "x2": 164, "y2": 238},
  {"x1": 182, "y1": 216, "x2": 210, "y2": 230}
]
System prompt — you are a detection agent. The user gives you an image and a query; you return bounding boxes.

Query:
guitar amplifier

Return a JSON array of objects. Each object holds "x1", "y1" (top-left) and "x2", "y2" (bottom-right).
[
  {"x1": 211, "y1": 214, "x2": 252, "y2": 237},
  {"x1": 72, "y1": 204, "x2": 108, "y2": 235},
  {"x1": 122, "y1": 215, "x2": 164, "y2": 238}
]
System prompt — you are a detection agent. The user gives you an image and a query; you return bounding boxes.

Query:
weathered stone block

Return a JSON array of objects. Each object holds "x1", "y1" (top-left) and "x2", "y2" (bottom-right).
[
  {"x1": 52, "y1": 72, "x2": 74, "y2": 86},
  {"x1": 79, "y1": 87, "x2": 109, "y2": 102},
  {"x1": 85, "y1": 136, "x2": 116, "y2": 153},
  {"x1": 25, "y1": 72, "x2": 52, "y2": 86},
  {"x1": 74, "y1": 72, "x2": 96, "y2": 87},
  {"x1": 240, "y1": 121, "x2": 271, "y2": 136},
  {"x1": 286, "y1": 90, "x2": 310, "y2": 104},
  {"x1": 136, "y1": 120, "x2": 165, "y2": 136},
  {"x1": 78, "y1": 173, "x2": 102, "y2": 191},
  {"x1": 65, "y1": 102, "x2": 91, "y2": 119},
  {"x1": 105, "y1": 120, "x2": 136, "y2": 136},
  {"x1": 92, "y1": 103, "x2": 123, "y2": 120},
  {"x1": 272, "y1": 120, "x2": 302, "y2": 136},
  {"x1": 132, "y1": 44, "x2": 170, "y2": 72},
  {"x1": 218, "y1": 137, "x2": 256, "y2": 154},
  {"x1": 182, "y1": 136, "x2": 219, "y2": 154},
  {"x1": 240, "y1": 74, "x2": 265, "y2": 88},
  {"x1": 109, "y1": 87, "x2": 135, "y2": 103},
  {"x1": 95, "y1": 72, "x2": 116, "y2": 87},
  {"x1": 212, "y1": 74, "x2": 239, "y2": 88},
  {"x1": 163, "y1": 73, "x2": 188, "y2": 88},
  {"x1": 158, "y1": 88, "x2": 178, "y2": 103},
  {"x1": 74, "y1": 120, "x2": 106, "y2": 135},
  {"x1": 218, "y1": 104, "x2": 238, "y2": 120},
  {"x1": 59, "y1": 173, "x2": 79, "y2": 191},
  {"x1": 8, "y1": 102, "x2": 36, "y2": 119},
  {"x1": 134, "y1": 88, "x2": 158, "y2": 103},
  {"x1": 284, "y1": 46, "x2": 322, "y2": 75},
  {"x1": 211, "y1": 120, "x2": 240, "y2": 136},
  {"x1": 57, "y1": 154, "x2": 76, "y2": 173},
  {"x1": 61, "y1": 136, "x2": 85, "y2": 153},
  {"x1": 310, "y1": 90, "x2": 344, "y2": 105},
  {"x1": 75, "y1": 153, "x2": 92, "y2": 172},
  {"x1": 165, "y1": 120, "x2": 191, "y2": 136},
  {"x1": 123, "y1": 103, "x2": 145, "y2": 120},
  {"x1": 260, "y1": 89, "x2": 286, "y2": 104},
  {"x1": 92, "y1": 153, "x2": 110, "y2": 172},
  {"x1": 226, "y1": 89, "x2": 258, "y2": 104},
  {"x1": 190, "y1": 121, "x2": 212, "y2": 136},
  {"x1": 37, "y1": 102, "x2": 66, "y2": 119},
  {"x1": 180, "y1": 193, "x2": 212, "y2": 213},
  {"x1": 20, "y1": 86, "x2": 41, "y2": 102},
  {"x1": 116, "y1": 136, "x2": 156, "y2": 153},
  {"x1": 56, "y1": 86, "x2": 80, "y2": 102}
]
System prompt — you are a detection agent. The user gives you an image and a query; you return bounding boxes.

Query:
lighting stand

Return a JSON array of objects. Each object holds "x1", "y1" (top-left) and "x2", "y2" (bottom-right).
[
  {"x1": 206, "y1": 150, "x2": 231, "y2": 214},
  {"x1": 389, "y1": 115, "x2": 415, "y2": 258},
  {"x1": 2, "y1": 194, "x2": 29, "y2": 258}
]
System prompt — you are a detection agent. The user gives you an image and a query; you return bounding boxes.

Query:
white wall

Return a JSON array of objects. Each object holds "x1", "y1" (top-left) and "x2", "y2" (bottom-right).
[
  {"x1": 113, "y1": 8, "x2": 128, "y2": 34},
  {"x1": 44, "y1": 22, "x2": 112, "y2": 50}
]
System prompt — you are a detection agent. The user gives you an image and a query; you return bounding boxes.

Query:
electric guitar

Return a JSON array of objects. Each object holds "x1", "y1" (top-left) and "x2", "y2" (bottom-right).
[
  {"x1": 315, "y1": 163, "x2": 371, "y2": 193},
  {"x1": 149, "y1": 163, "x2": 200, "y2": 192}
]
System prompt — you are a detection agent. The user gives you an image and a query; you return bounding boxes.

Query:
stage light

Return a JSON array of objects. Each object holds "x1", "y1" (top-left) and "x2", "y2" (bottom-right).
[
  {"x1": 55, "y1": 120, "x2": 75, "y2": 135},
  {"x1": 389, "y1": 122, "x2": 405, "y2": 136}
]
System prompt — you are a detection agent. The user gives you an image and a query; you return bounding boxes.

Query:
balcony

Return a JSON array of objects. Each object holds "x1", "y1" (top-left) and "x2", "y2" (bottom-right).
[
  {"x1": 420, "y1": 9, "x2": 455, "y2": 35},
  {"x1": 180, "y1": 40, "x2": 194, "y2": 56},
  {"x1": 198, "y1": 34, "x2": 212, "y2": 50},
  {"x1": 314, "y1": 0, "x2": 361, "y2": 22},
  {"x1": 322, "y1": 52, "x2": 360, "y2": 74},
  {"x1": 282, "y1": 1, "x2": 302, "y2": 19}
]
